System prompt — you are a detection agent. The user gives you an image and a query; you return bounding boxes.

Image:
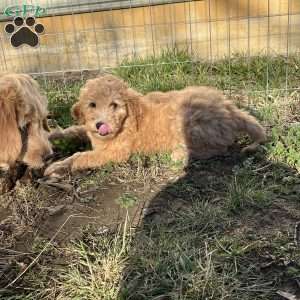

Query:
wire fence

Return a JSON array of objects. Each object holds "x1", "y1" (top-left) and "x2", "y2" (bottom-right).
[{"x1": 0, "y1": 0, "x2": 300, "y2": 94}]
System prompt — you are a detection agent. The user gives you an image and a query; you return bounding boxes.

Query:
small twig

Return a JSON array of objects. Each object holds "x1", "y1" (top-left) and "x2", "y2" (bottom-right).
[
  {"x1": 236, "y1": 282, "x2": 274, "y2": 291},
  {"x1": 79, "y1": 188, "x2": 101, "y2": 196},
  {"x1": 253, "y1": 163, "x2": 273, "y2": 173},
  {"x1": 276, "y1": 290, "x2": 297, "y2": 300},
  {"x1": 214, "y1": 238, "x2": 231, "y2": 255},
  {"x1": 0, "y1": 249, "x2": 28, "y2": 254},
  {"x1": 37, "y1": 179, "x2": 73, "y2": 192},
  {"x1": 294, "y1": 222, "x2": 300, "y2": 247}
]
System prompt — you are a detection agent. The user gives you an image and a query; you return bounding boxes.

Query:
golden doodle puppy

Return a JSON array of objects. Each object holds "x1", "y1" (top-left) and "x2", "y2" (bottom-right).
[
  {"x1": 0, "y1": 73, "x2": 52, "y2": 174},
  {"x1": 45, "y1": 75, "x2": 266, "y2": 177}
]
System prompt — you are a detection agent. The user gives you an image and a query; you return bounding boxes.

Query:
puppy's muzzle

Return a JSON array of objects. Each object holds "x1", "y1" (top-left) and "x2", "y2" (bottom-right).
[{"x1": 95, "y1": 122, "x2": 111, "y2": 136}]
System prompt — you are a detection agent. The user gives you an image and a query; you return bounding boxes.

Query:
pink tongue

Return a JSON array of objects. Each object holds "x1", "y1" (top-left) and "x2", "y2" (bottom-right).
[{"x1": 98, "y1": 123, "x2": 110, "y2": 136}]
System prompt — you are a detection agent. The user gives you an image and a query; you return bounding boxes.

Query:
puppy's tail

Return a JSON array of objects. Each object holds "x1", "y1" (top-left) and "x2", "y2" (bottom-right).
[
  {"x1": 0, "y1": 84, "x2": 22, "y2": 167},
  {"x1": 235, "y1": 109, "x2": 266, "y2": 153}
]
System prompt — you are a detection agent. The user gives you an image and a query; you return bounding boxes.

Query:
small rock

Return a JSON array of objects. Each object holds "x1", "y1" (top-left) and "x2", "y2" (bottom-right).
[
  {"x1": 96, "y1": 226, "x2": 109, "y2": 235},
  {"x1": 47, "y1": 205, "x2": 66, "y2": 216}
]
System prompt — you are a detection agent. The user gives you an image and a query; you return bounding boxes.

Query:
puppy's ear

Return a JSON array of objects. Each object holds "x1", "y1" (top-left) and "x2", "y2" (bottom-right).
[
  {"x1": 71, "y1": 102, "x2": 85, "y2": 124},
  {"x1": 0, "y1": 92, "x2": 22, "y2": 166},
  {"x1": 124, "y1": 88, "x2": 143, "y2": 131}
]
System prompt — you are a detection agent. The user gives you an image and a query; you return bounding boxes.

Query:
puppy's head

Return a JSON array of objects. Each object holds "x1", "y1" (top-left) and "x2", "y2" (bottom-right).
[
  {"x1": 72, "y1": 75, "x2": 134, "y2": 140},
  {"x1": 0, "y1": 73, "x2": 52, "y2": 169},
  {"x1": 18, "y1": 74, "x2": 53, "y2": 166}
]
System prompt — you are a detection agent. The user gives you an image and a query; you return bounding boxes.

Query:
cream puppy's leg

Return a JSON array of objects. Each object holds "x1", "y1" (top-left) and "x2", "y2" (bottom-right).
[{"x1": 44, "y1": 149, "x2": 132, "y2": 177}]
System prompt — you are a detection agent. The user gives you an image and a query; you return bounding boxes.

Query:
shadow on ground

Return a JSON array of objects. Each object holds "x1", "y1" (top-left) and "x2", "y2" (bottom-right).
[{"x1": 117, "y1": 150, "x2": 300, "y2": 300}]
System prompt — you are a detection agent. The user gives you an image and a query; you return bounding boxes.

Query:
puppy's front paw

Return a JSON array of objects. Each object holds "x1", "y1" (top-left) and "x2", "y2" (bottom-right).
[
  {"x1": 44, "y1": 159, "x2": 72, "y2": 178},
  {"x1": 0, "y1": 163, "x2": 10, "y2": 173}
]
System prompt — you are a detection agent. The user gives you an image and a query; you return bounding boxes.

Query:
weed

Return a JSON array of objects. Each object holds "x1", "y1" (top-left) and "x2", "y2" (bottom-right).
[
  {"x1": 49, "y1": 226, "x2": 129, "y2": 300},
  {"x1": 44, "y1": 81, "x2": 81, "y2": 128},
  {"x1": 268, "y1": 125, "x2": 300, "y2": 172},
  {"x1": 116, "y1": 193, "x2": 138, "y2": 209}
]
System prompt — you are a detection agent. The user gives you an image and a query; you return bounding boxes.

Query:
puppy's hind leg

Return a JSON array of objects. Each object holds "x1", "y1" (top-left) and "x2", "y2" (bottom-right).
[{"x1": 235, "y1": 110, "x2": 266, "y2": 153}]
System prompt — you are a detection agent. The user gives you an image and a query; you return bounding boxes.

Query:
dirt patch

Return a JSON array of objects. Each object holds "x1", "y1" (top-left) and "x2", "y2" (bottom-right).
[
  {"x1": 36, "y1": 183, "x2": 149, "y2": 245},
  {"x1": 0, "y1": 164, "x2": 175, "y2": 250},
  {"x1": 0, "y1": 176, "x2": 164, "y2": 290},
  {"x1": 230, "y1": 199, "x2": 300, "y2": 238}
]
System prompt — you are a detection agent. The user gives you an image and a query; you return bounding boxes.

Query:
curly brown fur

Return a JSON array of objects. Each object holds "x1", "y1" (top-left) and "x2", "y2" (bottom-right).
[
  {"x1": 45, "y1": 75, "x2": 266, "y2": 176},
  {"x1": 0, "y1": 73, "x2": 53, "y2": 189}
]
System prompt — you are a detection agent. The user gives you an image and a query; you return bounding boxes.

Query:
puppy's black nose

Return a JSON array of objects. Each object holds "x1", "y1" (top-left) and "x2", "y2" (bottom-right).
[{"x1": 96, "y1": 122, "x2": 103, "y2": 130}]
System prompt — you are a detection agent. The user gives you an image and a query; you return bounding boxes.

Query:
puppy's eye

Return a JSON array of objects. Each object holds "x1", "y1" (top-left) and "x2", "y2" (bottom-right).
[
  {"x1": 110, "y1": 102, "x2": 118, "y2": 109},
  {"x1": 89, "y1": 102, "x2": 96, "y2": 108}
]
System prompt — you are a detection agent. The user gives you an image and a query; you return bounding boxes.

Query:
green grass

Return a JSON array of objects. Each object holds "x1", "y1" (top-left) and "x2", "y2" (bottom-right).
[
  {"x1": 45, "y1": 81, "x2": 81, "y2": 128},
  {"x1": 2, "y1": 50, "x2": 300, "y2": 300},
  {"x1": 44, "y1": 50, "x2": 300, "y2": 126},
  {"x1": 226, "y1": 158, "x2": 272, "y2": 212},
  {"x1": 268, "y1": 125, "x2": 300, "y2": 172},
  {"x1": 54, "y1": 227, "x2": 130, "y2": 300},
  {"x1": 116, "y1": 193, "x2": 138, "y2": 209},
  {"x1": 116, "y1": 50, "x2": 300, "y2": 93}
]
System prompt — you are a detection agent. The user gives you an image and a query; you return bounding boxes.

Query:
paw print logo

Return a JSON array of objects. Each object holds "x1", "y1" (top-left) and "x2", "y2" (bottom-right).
[{"x1": 5, "y1": 16, "x2": 45, "y2": 48}]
